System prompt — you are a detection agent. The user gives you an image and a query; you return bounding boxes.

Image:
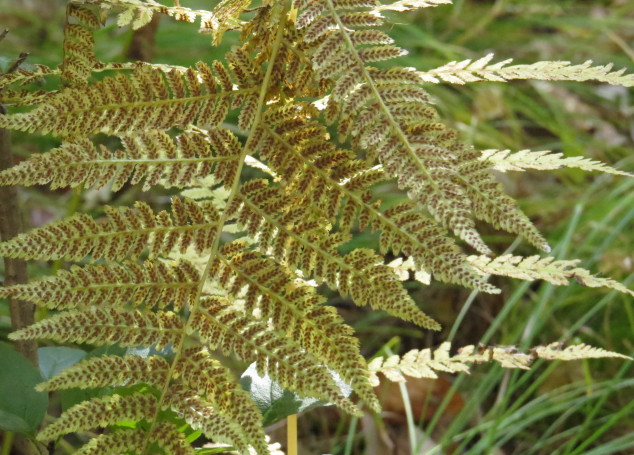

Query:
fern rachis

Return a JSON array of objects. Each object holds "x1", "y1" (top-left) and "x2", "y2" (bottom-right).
[{"x1": 0, "y1": 1, "x2": 632, "y2": 454}]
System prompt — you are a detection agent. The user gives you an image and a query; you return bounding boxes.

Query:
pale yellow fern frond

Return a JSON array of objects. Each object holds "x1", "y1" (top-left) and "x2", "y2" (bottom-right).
[
  {"x1": 418, "y1": 53, "x2": 634, "y2": 86},
  {"x1": 374, "y1": 0, "x2": 452, "y2": 12},
  {"x1": 468, "y1": 254, "x2": 634, "y2": 297},
  {"x1": 368, "y1": 341, "x2": 631, "y2": 385},
  {"x1": 481, "y1": 149, "x2": 632, "y2": 176}
]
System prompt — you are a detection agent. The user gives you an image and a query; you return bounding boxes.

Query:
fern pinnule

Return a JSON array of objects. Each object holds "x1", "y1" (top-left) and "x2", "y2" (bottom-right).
[
  {"x1": 0, "y1": 260, "x2": 200, "y2": 310},
  {"x1": 61, "y1": 4, "x2": 102, "y2": 87},
  {"x1": 36, "y1": 354, "x2": 170, "y2": 391},
  {"x1": 0, "y1": 198, "x2": 220, "y2": 261},
  {"x1": 10, "y1": 307, "x2": 183, "y2": 348},
  {"x1": 37, "y1": 392, "x2": 158, "y2": 442}
]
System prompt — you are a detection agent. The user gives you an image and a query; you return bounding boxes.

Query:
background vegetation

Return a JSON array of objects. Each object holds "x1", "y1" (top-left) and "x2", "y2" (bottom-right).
[{"x1": 1, "y1": 0, "x2": 632, "y2": 453}]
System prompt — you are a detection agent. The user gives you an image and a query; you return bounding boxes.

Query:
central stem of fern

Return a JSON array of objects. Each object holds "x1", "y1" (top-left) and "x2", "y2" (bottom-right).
[{"x1": 141, "y1": 3, "x2": 291, "y2": 451}]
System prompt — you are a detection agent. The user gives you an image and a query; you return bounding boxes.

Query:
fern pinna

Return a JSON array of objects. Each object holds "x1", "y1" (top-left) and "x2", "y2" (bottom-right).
[{"x1": 0, "y1": 0, "x2": 632, "y2": 453}]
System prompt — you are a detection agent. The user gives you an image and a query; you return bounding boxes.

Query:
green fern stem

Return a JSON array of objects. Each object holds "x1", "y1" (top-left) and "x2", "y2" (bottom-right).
[{"x1": 138, "y1": 3, "x2": 291, "y2": 451}]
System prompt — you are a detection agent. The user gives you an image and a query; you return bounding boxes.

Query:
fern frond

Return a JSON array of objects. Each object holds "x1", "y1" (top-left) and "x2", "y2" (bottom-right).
[
  {"x1": 0, "y1": 62, "x2": 250, "y2": 136},
  {"x1": 71, "y1": 429, "x2": 147, "y2": 455},
  {"x1": 482, "y1": 149, "x2": 632, "y2": 176},
  {"x1": 227, "y1": 183, "x2": 440, "y2": 329},
  {"x1": 79, "y1": 0, "x2": 213, "y2": 32},
  {"x1": 368, "y1": 341, "x2": 631, "y2": 385},
  {"x1": 0, "y1": 198, "x2": 220, "y2": 261},
  {"x1": 0, "y1": 260, "x2": 199, "y2": 310},
  {"x1": 212, "y1": 248, "x2": 378, "y2": 408},
  {"x1": 417, "y1": 53, "x2": 634, "y2": 86},
  {"x1": 0, "y1": 64, "x2": 57, "y2": 91},
  {"x1": 374, "y1": 0, "x2": 451, "y2": 11},
  {"x1": 166, "y1": 384, "x2": 253, "y2": 453},
  {"x1": 9, "y1": 307, "x2": 183, "y2": 348},
  {"x1": 37, "y1": 392, "x2": 158, "y2": 441},
  {"x1": 174, "y1": 348, "x2": 269, "y2": 454},
  {"x1": 257, "y1": 103, "x2": 498, "y2": 293},
  {"x1": 0, "y1": 130, "x2": 241, "y2": 191},
  {"x1": 36, "y1": 354, "x2": 170, "y2": 391},
  {"x1": 468, "y1": 254, "x2": 634, "y2": 296},
  {"x1": 61, "y1": 4, "x2": 102, "y2": 87},
  {"x1": 193, "y1": 295, "x2": 370, "y2": 414},
  {"x1": 298, "y1": 0, "x2": 550, "y2": 254}
]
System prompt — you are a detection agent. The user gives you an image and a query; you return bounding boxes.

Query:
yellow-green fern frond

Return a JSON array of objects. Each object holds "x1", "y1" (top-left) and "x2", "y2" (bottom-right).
[
  {"x1": 61, "y1": 4, "x2": 102, "y2": 87},
  {"x1": 256, "y1": 105, "x2": 498, "y2": 293},
  {"x1": 0, "y1": 130, "x2": 241, "y2": 191},
  {"x1": 468, "y1": 254, "x2": 634, "y2": 296},
  {"x1": 0, "y1": 260, "x2": 200, "y2": 310},
  {"x1": 296, "y1": 0, "x2": 549, "y2": 255},
  {"x1": 0, "y1": 198, "x2": 220, "y2": 261},
  {"x1": 482, "y1": 149, "x2": 633, "y2": 176},
  {"x1": 174, "y1": 348, "x2": 269, "y2": 453},
  {"x1": 37, "y1": 392, "x2": 158, "y2": 442},
  {"x1": 82, "y1": 0, "x2": 214, "y2": 32},
  {"x1": 211, "y1": 248, "x2": 378, "y2": 408},
  {"x1": 36, "y1": 354, "x2": 170, "y2": 391},
  {"x1": 9, "y1": 307, "x2": 183, "y2": 347},
  {"x1": 227, "y1": 183, "x2": 440, "y2": 328},
  {"x1": 417, "y1": 53, "x2": 634, "y2": 86},
  {"x1": 368, "y1": 341, "x2": 631, "y2": 385},
  {"x1": 193, "y1": 296, "x2": 369, "y2": 413},
  {"x1": 0, "y1": 62, "x2": 250, "y2": 136}
]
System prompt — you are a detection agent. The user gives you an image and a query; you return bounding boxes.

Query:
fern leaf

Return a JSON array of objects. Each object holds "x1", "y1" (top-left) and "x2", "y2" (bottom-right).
[
  {"x1": 9, "y1": 307, "x2": 183, "y2": 348},
  {"x1": 36, "y1": 354, "x2": 170, "y2": 391},
  {"x1": 375, "y1": 0, "x2": 451, "y2": 11},
  {"x1": 37, "y1": 392, "x2": 158, "y2": 441},
  {"x1": 0, "y1": 63, "x2": 250, "y2": 136},
  {"x1": 369, "y1": 341, "x2": 632, "y2": 385},
  {"x1": 0, "y1": 130, "x2": 241, "y2": 191},
  {"x1": 71, "y1": 430, "x2": 147, "y2": 455},
  {"x1": 212, "y1": 249, "x2": 378, "y2": 408},
  {"x1": 83, "y1": 0, "x2": 213, "y2": 32},
  {"x1": 193, "y1": 296, "x2": 370, "y2": 414},
  {"x1": 418, "y1": 53, "x2": 634, "y2": 86},
  {"x1": 298, "y1": 0, "x2": 550, "y2": 254},
  {"x1": 468, "y1": 254, "x2": 634, "y2": 296},
  {"x1": 174, "y1": 348, "x2": 269, "y2": 454},
  {"x1": 61, "y1": 4, "x2": 102, "y2": 87},
  {"x1": 482, "y1": 149, "x2": 632, "y2": 176},
  {"x1": 0, "y1": 260, "x2": 199, "y2": 310},
  {"x1": 0, "y1": 198, "x2": 220, "y2": 261},
  {"x1": 227, "y1": 183, "x2": 441, "y2": 329},
  {"x1": 256, "y1": 107, "x2": 497, "y2": 293},
  {"x1": 167, "y1": 384, "x2": 253, "y2": 453}
]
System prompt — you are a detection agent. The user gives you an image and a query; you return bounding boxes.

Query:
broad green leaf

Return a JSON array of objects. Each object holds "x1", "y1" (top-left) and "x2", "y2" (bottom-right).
[
  {"x1": 0, "y1": 343, "x2": 48, "y2": 434},
  {"x1": 38, "y1": 346, "x2": 87, "y2": 380}
]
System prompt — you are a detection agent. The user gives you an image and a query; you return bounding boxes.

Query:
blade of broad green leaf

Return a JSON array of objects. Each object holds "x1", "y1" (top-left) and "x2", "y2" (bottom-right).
[
  {"x1": 38, "y1": 346, "x2": 87, "y2": 380},
  {"x1": 0, "y1": 343, "x2": 48, "y2": 434}
]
